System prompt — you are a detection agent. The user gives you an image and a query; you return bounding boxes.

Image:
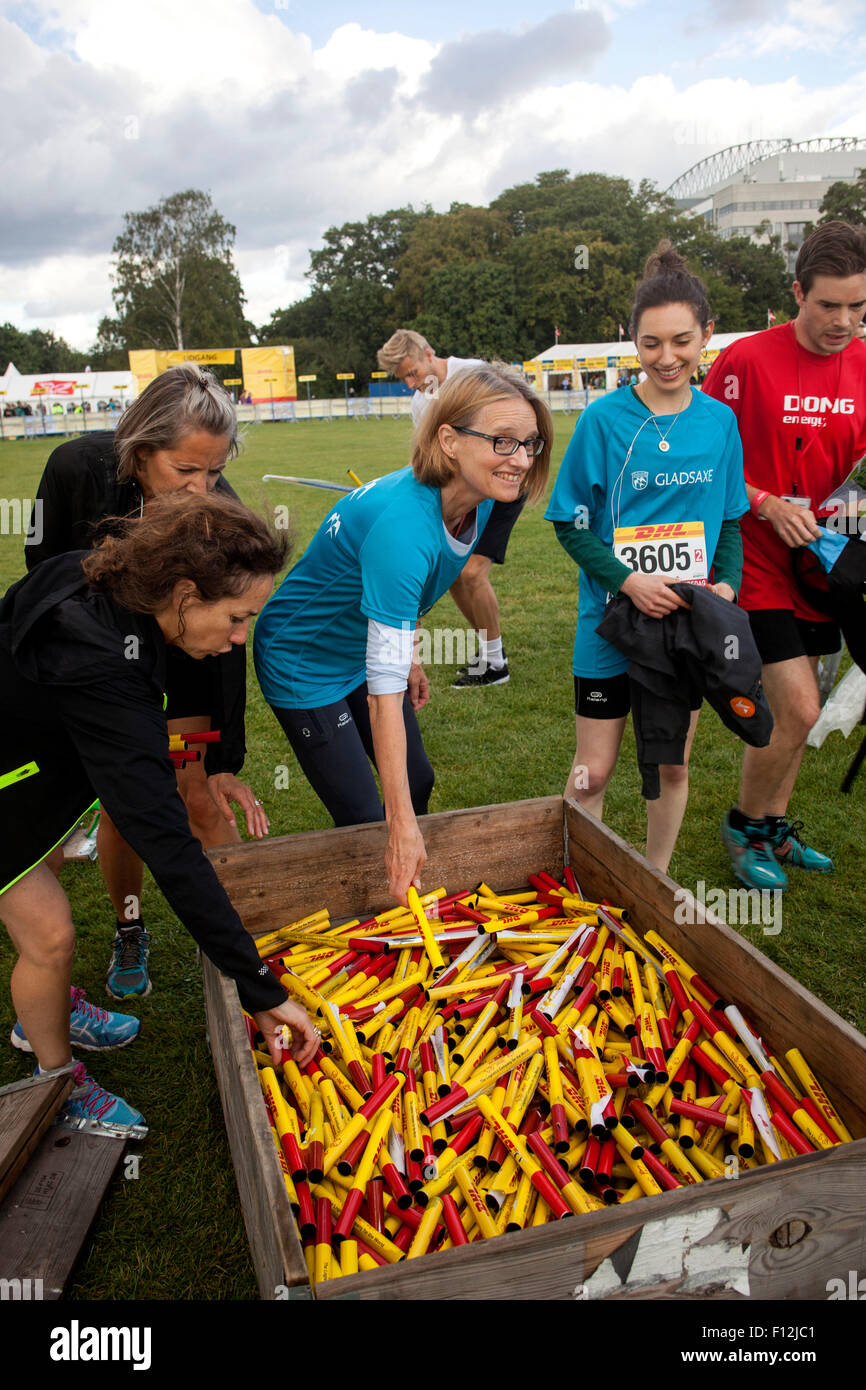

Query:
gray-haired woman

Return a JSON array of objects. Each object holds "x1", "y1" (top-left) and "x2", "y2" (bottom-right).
[{"x1": 26, "y1": 364, "x2": 264, "y2": 1006}]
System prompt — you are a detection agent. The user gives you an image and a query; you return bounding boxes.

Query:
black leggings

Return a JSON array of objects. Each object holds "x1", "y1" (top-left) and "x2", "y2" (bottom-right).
[{"x1": 270, "y1": 683, "x2": 434, "y2": 827}]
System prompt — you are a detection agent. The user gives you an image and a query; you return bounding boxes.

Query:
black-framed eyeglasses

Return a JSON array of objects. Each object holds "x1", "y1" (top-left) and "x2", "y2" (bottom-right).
[{"x1": 455, "y1": 427, "x2": 545, "y2": 457}]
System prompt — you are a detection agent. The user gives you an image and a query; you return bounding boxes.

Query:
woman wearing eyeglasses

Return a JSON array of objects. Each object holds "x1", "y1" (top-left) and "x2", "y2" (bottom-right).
[{"x1": 254, "y1": 363, "x2": 552, "y2": 903}]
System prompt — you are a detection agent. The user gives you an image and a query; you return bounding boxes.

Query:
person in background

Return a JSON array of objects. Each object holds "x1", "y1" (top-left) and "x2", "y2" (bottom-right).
[{"x1": 378, "y1": 329, "x2": 523, "y2": 688}]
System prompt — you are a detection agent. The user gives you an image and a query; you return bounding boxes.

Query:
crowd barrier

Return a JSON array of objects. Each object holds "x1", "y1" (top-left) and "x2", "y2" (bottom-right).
[{"x1": 0, "y1": 390, "x2": 602, "y2": 441}]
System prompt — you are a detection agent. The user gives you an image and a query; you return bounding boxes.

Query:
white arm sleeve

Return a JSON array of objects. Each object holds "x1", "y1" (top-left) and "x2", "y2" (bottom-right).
[{"x1": 366, "y1": 618, "x2": 414, "y2": 694}]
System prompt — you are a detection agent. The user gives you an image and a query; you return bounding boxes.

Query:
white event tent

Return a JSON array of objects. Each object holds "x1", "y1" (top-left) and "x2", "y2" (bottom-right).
[{"x1": 528, "y1": 330, "x2": 755, "y2": 392}]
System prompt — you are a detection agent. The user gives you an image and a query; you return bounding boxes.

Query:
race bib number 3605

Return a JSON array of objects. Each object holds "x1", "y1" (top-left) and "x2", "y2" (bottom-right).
[{"x1": 613, "y1": 521, "x2": 708, "y2": 584}]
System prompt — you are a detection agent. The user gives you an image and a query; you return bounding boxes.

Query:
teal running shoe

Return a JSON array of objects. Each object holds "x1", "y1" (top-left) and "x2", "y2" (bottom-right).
[
  {"x1": 767, "y1": 819, "x2": 834, "y2": 874},
  {"x1": 721, "y1": 813, "x2": 788, "y2": 890},
  {"x1": 54, "y1": 1061, "x2": 147, "y2": 1135},
  {"x1": 11, "y1": 986, "x2": 140, "y2": 1054},
  {"x1": 106, "y1": 925, "x2": 152, "y2": 999}
]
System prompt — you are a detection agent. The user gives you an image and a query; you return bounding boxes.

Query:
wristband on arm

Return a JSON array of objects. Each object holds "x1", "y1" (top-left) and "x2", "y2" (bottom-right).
[{"x1": 750, "y1": 490, "x2": 770, "y2": 517}]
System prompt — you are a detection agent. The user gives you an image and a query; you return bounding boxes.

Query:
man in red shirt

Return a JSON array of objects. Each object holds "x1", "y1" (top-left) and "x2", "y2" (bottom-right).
[{"x1": 703, "y1": 221, "x2": 866, "y2": 890}]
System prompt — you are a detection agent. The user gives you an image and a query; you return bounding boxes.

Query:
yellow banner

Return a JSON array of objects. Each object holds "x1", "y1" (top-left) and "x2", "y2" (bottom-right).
[
  {"x1": 552, "y1": 358, "x2": 575, "y2": 371},
  {"x1": 297, "y1": 374, "x2": 317, "y2": 382},
  {"x1": 370, "y1": 371, "x2": 387, "y2": 379},
  {"x1": 619, "y1": 355, "x2": 641, "y2": 368},
  {"x1": 523, "y1": 361, "x2": 542, "y2": 372},
  {"x1": 241, "y1": 345, "x2": 297, "y2": 402},
  {"x1": 336, "y1": 373, "x2": 355, "y2": 381},
  {"x1": 223, "y1": 378, "x2": 242, "y2": 385},
  {"x1": 578, "y1": 356, "x2": 607, "y2": 369},
  {"x1": 163, "y1": 349, "x2": 236, "y2": 366},
  {"x1": 128, "y1": 348, "x2": 237, "y2": 393},
  {"x1": 128, "y1": 350, "x2": 162, "y2": 396}
]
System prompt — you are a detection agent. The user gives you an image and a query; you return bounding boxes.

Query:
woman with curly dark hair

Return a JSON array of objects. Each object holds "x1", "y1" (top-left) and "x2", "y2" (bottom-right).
[
  {"x1": 27, "y1": 363, "x2": 257, "y2": 1001},
  {"x1": 0, "y1": 493, "x2": 317, "y2": 1131}
]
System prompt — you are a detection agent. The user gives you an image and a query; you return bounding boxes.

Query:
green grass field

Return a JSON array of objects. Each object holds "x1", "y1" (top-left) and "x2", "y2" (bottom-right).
[{"x1": 1, "y1": 415, "x2": 864, "y2": 1299}]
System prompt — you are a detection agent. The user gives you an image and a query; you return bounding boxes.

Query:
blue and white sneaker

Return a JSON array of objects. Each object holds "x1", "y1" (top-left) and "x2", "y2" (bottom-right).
[
  {"x1": 721, "y1": 813, "x2": 788, "y2": 891},
  {"x1": 54, "y1": 1061, "x2": 147, "y2": 1136},
  {"x1": 767, "y1": 819, "x2": 834, "y2": 874},
  {"x1": 11, "y1": 987, "x2": 140, "y2": 1054},
  {"x1": 106, "y1": 925, "x2": 152, "y2": 999}
]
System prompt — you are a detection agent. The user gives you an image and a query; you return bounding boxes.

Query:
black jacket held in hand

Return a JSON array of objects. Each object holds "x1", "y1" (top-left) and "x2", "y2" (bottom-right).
[
  {"x1": 596, "y1": 583, "x2": 773, "y2": 800},
  {"x1": 25, "y1": 432, "x2": 246, "y2": 775},
  {"x1": 0, "y1": 553, "x2": 285, "y2": 1014}
]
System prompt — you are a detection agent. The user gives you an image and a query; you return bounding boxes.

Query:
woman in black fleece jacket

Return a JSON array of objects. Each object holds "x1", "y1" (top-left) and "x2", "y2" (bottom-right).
[
  {"x1": 26, "y1": 364, "x2": 258, "y2": 999},
  {"x1": 0, "y1": 493, "x2": 317, "y2": 1127}
]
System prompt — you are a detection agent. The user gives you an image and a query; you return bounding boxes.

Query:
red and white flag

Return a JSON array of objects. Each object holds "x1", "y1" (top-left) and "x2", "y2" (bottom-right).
[
  {"x1": 767, "y1": 309, "x2": 777, "y2": 326},
  {"x1": 618, "y1": 323, "x2": 625, "y2": 341}
]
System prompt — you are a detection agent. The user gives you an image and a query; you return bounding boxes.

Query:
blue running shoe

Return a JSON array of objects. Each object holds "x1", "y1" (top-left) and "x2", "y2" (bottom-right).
[
  {"x1": 767, "y1": 819, "x2": 834, "y2": 874},
  {"x1": 11, "y1": 987, "x2": 140, "y2": 1053},
  {"x1": 54, "y1": 1061, "x2": 147, "y2": 1135},
  {"x1": 721, "y1": 813, "x2": 788, "y2": 890},
  {"x1": 106, "y1": 925, "x2": 152, "y2": 999}
]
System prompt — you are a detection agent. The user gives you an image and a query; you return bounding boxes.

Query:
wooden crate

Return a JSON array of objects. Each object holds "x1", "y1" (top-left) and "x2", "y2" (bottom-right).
[{"x1": 204, "y1": 796, "x2": 866, "y2": 1301}]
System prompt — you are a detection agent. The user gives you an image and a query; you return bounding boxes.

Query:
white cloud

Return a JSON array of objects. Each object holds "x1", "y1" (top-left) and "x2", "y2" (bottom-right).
[
  {"x1": 313, "y1": 22, "x2": 435, "y2": 93},
  {"x1": 15, "y1": 0, "x2": 313, "y2": 107},
  {"x1": 3, "y1": 1, "x2": 866, "y2": 350},
  {"x1": 0, "y1": 252, "x2": 114, "y2": 351},
  {"x1": 711, "y1": 0, "x2": 866, "y2": 57}
]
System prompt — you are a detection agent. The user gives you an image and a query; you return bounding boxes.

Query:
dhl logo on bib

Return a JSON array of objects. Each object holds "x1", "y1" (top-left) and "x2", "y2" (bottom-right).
[{"x1": 617, "y1": 522, "x2": 705, "y2": 541}]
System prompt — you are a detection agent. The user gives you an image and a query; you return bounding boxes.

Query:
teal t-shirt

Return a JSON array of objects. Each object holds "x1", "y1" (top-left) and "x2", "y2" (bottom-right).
[
  {"x1": 254, "y1": 467, "x2": 493, "y2": 707},
  {"x1": 545, "y1": 387, "x2": 747, "y2": 677}
]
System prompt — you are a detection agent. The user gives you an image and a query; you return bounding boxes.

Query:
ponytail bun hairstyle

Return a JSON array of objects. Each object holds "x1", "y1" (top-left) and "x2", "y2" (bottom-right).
[{"x1": 628, "y1": 240, "x2": 712, "y2": 339}]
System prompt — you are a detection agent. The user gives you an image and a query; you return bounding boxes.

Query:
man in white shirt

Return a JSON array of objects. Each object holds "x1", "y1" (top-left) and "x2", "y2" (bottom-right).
[{"x1": 377, "y1": 329, "x2": 526, "y2": 687}]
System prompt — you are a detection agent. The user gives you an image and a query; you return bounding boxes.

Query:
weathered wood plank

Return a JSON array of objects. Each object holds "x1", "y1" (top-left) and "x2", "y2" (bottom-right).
[
  {"x1": 0, "y1": 1124, "x2": 125, "y2": 1299},
  {"x1": 317, "y1": 1141, "x2": 866, "y2": 1301},
  {"x1": 208, "y1": 797, "x2": 564, "y2": 937},
  {"x1": 201, "y1": 955, "x2": 307, "y2": 1299},
  {"x1": 0, "y1": 1074, "x2": 73, "y2": 1206},
  {"x1": 564, "y1": 797, "x2": 866, "y2": 1134}
]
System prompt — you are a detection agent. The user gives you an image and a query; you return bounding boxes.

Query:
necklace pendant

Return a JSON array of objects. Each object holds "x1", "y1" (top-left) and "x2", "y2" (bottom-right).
[{"x1": 658, "y1": 440, "x2": 670, "y2": 453}]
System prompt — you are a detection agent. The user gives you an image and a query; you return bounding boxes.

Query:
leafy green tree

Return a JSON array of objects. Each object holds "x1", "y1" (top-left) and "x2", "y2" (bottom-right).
[
  {"x1": 308, "y1": 207, "x2": 426, "y2": 294},
  {"x1": 818, "y1": 172, "x2": 866, "y2": 226},
  {"x1": 413, "y1": 261, "x2": 520, "y2": 360},
  {"x1": 491, "y1": 170, "x2": 646, "y2": 245},
  {"x1": 0, "y1": 322, "x2": 89, "y2": 374},
  {"x1": 105, "y1": 189, "x2": 252, "y2": 350},
  {"x1": 390, "y1": 206, "x2": 513, "y2": 319},
  {"x1": 259, "y1": 168, "x2": 794, "y2": 368}
]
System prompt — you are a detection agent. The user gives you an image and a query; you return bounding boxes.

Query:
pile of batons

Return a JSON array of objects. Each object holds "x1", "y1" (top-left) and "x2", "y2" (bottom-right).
[{"x1": 241, "y1": 870, "x2": 852, "y2": 1282}]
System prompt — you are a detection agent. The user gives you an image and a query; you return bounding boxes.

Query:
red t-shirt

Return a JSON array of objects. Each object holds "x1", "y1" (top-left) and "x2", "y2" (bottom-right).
[{"x1": 702, "y1": 321, "x2": 866, "y2": 616}]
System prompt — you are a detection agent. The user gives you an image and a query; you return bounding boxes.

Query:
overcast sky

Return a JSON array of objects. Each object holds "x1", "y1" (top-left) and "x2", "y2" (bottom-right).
[{"x1": 2, "y1": 0, "x2": 865, "y2": 350}]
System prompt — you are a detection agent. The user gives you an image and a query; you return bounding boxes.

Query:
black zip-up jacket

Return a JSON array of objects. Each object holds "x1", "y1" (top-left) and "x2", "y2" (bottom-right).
[
  {"x1": 0, "y1": 553, "x2": 285, "y2": 1014},
  {"x1": 596, "y1": 584, "x2": 774, "y2": 799},
  {"x1": 26, "y1": 433, "x2": 246, "y2": 775}
]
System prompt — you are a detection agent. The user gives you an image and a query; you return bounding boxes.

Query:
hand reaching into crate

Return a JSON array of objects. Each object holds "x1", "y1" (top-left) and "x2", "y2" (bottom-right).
[{"x1": 255, "y1": 1000, "x2": 320, "y2": 1067}]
